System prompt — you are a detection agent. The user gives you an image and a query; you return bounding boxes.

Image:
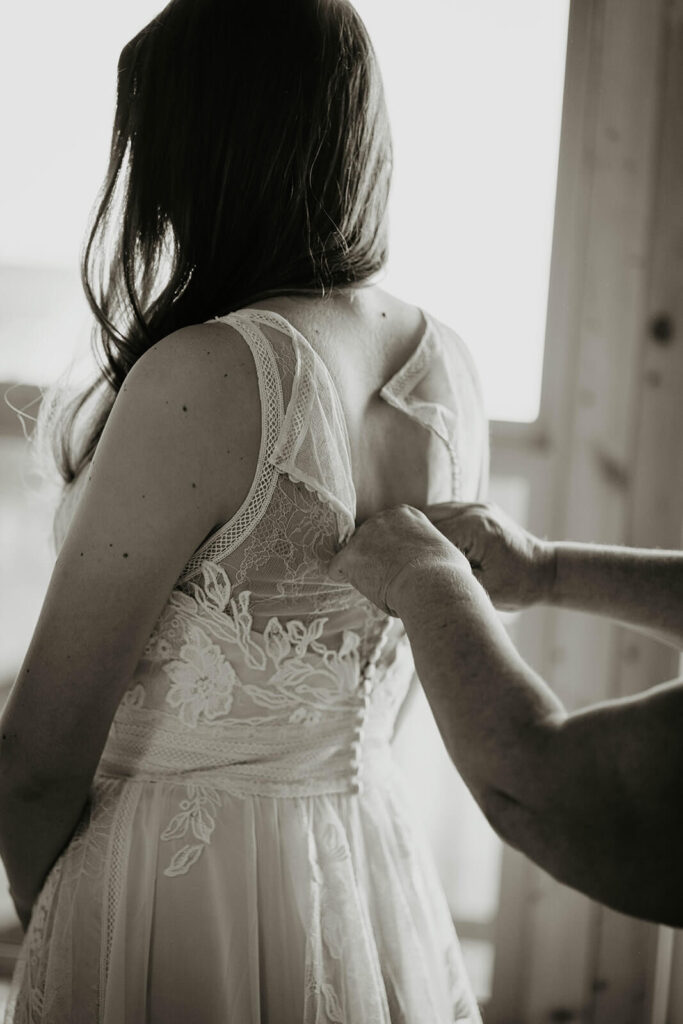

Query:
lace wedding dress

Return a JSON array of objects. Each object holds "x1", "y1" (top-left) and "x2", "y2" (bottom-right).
[{"x1": 5, "y1": 307, "x2": 487, "y2": 1023}]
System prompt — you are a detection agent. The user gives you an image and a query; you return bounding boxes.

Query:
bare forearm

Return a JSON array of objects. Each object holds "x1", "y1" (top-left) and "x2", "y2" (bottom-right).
[
  {"x1": 330, "y1": 505, "x2": 683, "y2": 922},
  {"x1": 0, "y1": 782, "x2": 90, "y2": 917},
  {"x1": 482, "y1": 681, "x2": 683, "y2": 925},
  {"x1": 396, "y1": 564, "x2": 683, "y2": 923},
  {"x1": 395, "y1": 563, "x2": 564, "y2": 802},
  {"x1": 549, "y1": 543, "x2": 683, "y2": 647},
  {"x1": 425, "y1": 503, "x2": 683, "y2": 646}
]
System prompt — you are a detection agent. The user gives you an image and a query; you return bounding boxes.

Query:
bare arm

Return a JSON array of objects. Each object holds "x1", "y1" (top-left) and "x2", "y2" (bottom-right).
[
  {"x1": 548, "y1": 542, "x2": 683, "y2": 647},
  {"x1": 0, "y1": 322, "x2": 260, "y2": 920},
  {"x1": 481, "y1": 678, "x2": 683, "y2": 924},
  {"x1": 398, "y1": 565, "x2": 683, "y2": 926},
  {"x1": 426, "y1": 502, "x2": 683, "y2": 648},
  {"x1": 330, "y1": 508, "x2": 683, "y2": 926}
]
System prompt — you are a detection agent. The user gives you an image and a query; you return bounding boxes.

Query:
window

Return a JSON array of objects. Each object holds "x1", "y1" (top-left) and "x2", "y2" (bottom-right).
[
  {"x1": 0, "y1": 1, "x2": 164, "y2": 385},
  {"x1": 351, "y1": 1, "x2": 570, "y2": 1004},
  {"x1": 355, "y1": 0, "x2": 570, "y2": 422},
  {"x1": 1, "y1": 1, "x2": 569, "y2": 418}
]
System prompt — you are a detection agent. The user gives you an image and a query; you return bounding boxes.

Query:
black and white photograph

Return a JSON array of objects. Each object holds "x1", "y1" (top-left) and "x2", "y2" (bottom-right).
[{"x1": 0, "y1": 1, "x2": 681, "y2": 1020}]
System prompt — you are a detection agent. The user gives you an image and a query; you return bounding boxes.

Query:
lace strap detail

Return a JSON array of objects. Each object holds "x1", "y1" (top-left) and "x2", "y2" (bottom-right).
[
  {"x1": 178, "y1": 314, "x2": 284, "y2": 582},
  {"x1": 379, "y1": 313, "x2": 463, "y2": 497},
  {"x1": 239, "y1": 309, "x2": 357, "y2": 543}
]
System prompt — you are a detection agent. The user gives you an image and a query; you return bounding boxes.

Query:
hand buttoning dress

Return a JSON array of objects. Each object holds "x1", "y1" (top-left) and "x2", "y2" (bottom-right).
[{"x1": 5, "y1": 307, "x2": 487, "y2": 1023}]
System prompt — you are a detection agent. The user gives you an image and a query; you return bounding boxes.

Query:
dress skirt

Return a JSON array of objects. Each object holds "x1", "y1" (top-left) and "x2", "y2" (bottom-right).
[{"x1": 4, "y1": 754, "x2": 481, "y2": 1023}]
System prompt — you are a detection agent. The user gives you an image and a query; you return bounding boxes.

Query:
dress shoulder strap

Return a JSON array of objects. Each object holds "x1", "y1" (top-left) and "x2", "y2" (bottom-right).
[
  {"x1": 379, "y1": 313, "x2": 488, "y2": 502},
  {"x1": 248, "y1": 310, "x2": 356, "y2": 542},
  {"x1": 178, "y1": 311, "x2": 285, "y2": 581},
  {"x1": 178, "y1": 307, "x2": 356, "y2": 582}
]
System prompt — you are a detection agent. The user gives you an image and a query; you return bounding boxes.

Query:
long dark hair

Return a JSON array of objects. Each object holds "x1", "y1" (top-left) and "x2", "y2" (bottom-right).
[{"x1": 47, "y1": 0, "x2": 392, "y2": 485}]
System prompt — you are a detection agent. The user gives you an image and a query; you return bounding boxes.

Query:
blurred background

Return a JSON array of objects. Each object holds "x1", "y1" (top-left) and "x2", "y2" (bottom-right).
[{"x1": 1, "y1": 0, "x2": 682, "y2": 1020}]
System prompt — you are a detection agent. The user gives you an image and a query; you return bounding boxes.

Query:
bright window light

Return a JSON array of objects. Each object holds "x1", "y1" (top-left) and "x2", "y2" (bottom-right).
[
  {"x1": 0, "y1": 2, "x2": 569, "y2": 422},
  {"x1": 0, "y1": 2, "x2": 165, "y2": 386},
  {"x1": 355, "y1": 0, "x2": 570, "y2": 422}
]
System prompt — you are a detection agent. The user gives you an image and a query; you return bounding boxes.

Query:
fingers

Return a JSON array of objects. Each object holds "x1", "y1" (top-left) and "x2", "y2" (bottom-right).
[
  {"x1": 326, "y1": 504, "x2": 463, "y2": 613},
  {"x1": 422, "y1": 501, "x2": 488, "y2": 524},
  {"x1": 422, "y1": 506, "x2": 476, "y2": 551},
  {"x1": 422, "y1": 501, "x2": 466, "y2": 522}
]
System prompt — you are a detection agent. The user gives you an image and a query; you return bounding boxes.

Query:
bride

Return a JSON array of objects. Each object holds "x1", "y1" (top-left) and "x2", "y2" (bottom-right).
[{"x1": 1, "y1": 0, "x2": 488, "y2": 1020}]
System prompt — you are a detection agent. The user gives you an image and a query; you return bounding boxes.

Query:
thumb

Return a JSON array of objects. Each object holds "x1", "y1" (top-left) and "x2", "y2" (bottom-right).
[{"x1": 422, "y1": 501, "x2": 468, "y2": 523}]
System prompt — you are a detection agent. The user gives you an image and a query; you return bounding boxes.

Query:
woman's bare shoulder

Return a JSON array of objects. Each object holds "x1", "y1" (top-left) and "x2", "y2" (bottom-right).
[
  {"x1": 120, "y1": 320, "x2": 262, "y2": 520},
  {"x1": 133, "y1": 319, "x2": 256, "y2": 396},
  {"x1": 10, "y1": 318, "x2": 267, "y2": 799}
]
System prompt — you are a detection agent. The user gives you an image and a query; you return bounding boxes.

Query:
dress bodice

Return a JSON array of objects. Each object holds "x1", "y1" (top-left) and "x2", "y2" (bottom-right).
[{"x1": 56, "y1": 307, "x2": 487, "y2": 801}]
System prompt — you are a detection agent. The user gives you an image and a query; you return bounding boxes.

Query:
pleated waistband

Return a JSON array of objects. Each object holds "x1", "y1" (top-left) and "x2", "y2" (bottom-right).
[{"x1": 97, "y1": 714, "x2": 394, "y2": 798}]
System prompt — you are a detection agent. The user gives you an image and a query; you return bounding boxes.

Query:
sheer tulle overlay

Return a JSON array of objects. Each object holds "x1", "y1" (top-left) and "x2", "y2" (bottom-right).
[{"x1": 6, "y1": 309, "x2": 487, "y2": 1023}]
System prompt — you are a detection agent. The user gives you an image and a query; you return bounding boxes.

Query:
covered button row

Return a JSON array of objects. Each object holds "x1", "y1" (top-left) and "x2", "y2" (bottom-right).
[
  {"x1": 350, "y1": 622, "x2": 394, "y2": 795},
  {"x1": 349, "y1": 680, "x2": 377, "y2": 796}
]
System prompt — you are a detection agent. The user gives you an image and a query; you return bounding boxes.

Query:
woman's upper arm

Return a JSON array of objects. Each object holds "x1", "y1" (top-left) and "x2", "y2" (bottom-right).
[{"x1": 1, "y1": 322, "x2": 260, "y2": 794}]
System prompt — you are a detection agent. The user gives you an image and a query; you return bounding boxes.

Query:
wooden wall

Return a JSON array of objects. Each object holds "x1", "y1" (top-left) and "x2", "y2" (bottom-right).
[{"x1": 488, "y1": 0, "x2": 683, "y2": 1019}]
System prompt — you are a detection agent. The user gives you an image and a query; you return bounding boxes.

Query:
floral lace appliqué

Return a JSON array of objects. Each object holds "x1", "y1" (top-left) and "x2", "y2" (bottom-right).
[
  {"x1": 289, "y1": 707, "x2": 323, "y2": 726},
  {"x1": 165, "y1": 639, "x2": 237, "y2": 727},
  {"x1": 119, "y1": 683, "x2": 145, "y2": 710},
  {"x1": 160, "y1": 784, "x2": 222, "y2": 877},
  {"x1": 149, "y1": 560, "x2": 363, "y2": 730}
]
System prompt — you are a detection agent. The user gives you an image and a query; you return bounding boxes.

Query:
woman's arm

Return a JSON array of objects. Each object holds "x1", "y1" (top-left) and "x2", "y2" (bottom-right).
[
  {"x1": 548, "y1": 541, "x2": 683, "y2": 647},
  {"x1": 0, "y1": 322, "x2": 260, "y2": 917},
  {"x1": 426, "y1": 502, "x2": 683, "y2": 648},
  {"x1": 480, "y1": 677, "x2": 683, "y2": 925},
  {"x1": 330, "y1": 507, "x2": 683, "y2": 925},
  {"x1": 397, "y1": 565, "x2": 683, "y2": 925}
]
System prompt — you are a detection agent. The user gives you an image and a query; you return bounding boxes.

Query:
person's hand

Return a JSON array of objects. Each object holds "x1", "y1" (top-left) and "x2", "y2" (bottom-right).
[
  {"x1": 423, "y1": 502, "x2": 556, "y2": 610},
  {"x1": 329, "y1": 505, "x2": 472, "y2": 615}
]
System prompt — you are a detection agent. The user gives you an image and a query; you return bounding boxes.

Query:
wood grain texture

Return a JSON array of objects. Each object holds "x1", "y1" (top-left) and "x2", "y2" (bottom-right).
[{"x1": 489, "y1": 0, "x2": 681, "y2": 1019}]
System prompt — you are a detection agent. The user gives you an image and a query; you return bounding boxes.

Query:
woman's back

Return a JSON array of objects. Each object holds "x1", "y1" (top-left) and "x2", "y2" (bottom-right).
[
  {"x1": 247, "y1": 287, "x2": 487, "y2": 522},
  {"x1": 8, "y1": 291, "x2": 487, "y2": 1023}
]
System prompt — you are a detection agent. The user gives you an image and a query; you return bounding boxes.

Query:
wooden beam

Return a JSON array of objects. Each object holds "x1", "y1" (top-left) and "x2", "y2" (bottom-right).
[
  {"x1": 487, "y1": 0, "x2": 673, "y2": 1019},
  {"x1": 487, "y1": 0, "x2": 602, "y2": 1015},
  {"x1": 592, "y1": 1, "x2": 683, "y2": 1020}
]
